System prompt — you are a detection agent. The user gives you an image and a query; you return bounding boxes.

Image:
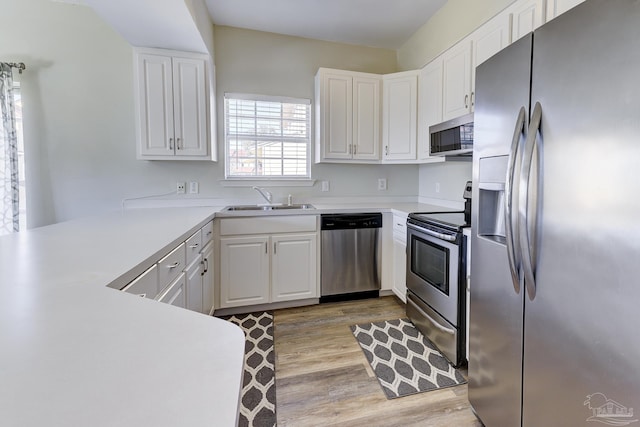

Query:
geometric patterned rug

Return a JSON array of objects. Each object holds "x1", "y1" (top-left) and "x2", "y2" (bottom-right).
[
  {"x1": 350, "y1": 318, "x2": 466, "y2": 399},
  {"x1": 220, "y1": 312, "x2": 276, "y2": 427}
]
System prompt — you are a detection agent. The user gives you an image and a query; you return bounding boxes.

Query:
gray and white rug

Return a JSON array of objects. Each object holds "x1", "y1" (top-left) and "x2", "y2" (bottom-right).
[
  {"x1": 350, "y1": 318, "x2": 466, "y2": 399},
  {"x1": 221, "y1": 311, "x2": 276, "y2": 427}
]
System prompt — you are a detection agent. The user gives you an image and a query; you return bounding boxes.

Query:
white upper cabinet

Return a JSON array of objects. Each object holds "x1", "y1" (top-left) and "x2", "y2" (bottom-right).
[
  {"x1": 442, "y1": 41, "x2": 473, "y2": 121},
  {"x1": 352, "y1": 76, "x2": 381, "y2": 160},
  {"x1": 315, "y1": 68, "x2": 381, "y2": 163},
  {"x1": 382, "y1": 71, "x2": 418, "y2": 161},
  {"x1": 546, "y1": 0, "x2": 585, "y2": 21},
  {"x1": 433, "y1": 5, "x2": 511, "y2": 123},
  {"x1": 510, "y1": 0, "x2": 545, "y2": 42},
  {"x1": 417, "y1": 58, "x2": 445, "y2": 162},
  {"x1": 134, "y1": 48, "x2": 213, "y2": 161}
]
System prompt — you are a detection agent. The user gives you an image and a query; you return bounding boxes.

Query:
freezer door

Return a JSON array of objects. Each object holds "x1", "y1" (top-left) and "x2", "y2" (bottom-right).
[
  {"x1": 469, "y1": 34, "x2": 532, "y2": 427},
  {"x1": 523, "y1": 1, "x2": 640, "y2": 425}
]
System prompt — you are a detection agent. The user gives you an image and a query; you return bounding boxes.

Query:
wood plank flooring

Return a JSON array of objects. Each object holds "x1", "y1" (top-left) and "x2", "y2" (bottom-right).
[{"x1": 273, "y1": 296, "x2": 483, "y2": 426}]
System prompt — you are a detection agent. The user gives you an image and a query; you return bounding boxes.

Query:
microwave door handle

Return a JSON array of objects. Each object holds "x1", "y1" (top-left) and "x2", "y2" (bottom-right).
[
  {"x1": 519, "y1": 102, "x2": 542, "y2": 301},
  {"x1": 407, "y1": 223, "x2": 456, "y2": 242},
  {"x1": 504, "y1": 106, "x2": 526, "y2": 294}
]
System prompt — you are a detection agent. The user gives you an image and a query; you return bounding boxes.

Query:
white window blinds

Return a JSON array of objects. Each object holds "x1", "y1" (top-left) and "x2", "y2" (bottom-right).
[{"x1": 224, "y1": 94, "x2": 311, "y2": 179}]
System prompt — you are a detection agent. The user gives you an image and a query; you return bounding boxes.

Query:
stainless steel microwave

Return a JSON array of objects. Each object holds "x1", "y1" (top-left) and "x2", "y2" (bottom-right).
[{"x1": 429, "y1": 113, "x2": 474, "y2": 156}]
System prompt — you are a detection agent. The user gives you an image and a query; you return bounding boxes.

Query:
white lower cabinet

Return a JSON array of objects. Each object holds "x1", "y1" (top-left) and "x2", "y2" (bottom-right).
[
  {"x1": 391, "y1": 214, "x2": 408, "y2": 303},
  {"x1": 220, "y1": 236, "x2": 271, "y2": 307},
  {"x1": 121, "y1": 219, "x2": 214, "y2": 315},
  {"x1": 201, "y1": 242, "x2": 214, "y2": 315},
  {"x1": 185, "y1": 257, "x2": 203, "y2": 313},
  {"x1": 271, "y1": 234, "x2": 317, "y2": 302},
  {"x1": 157, "y1": 273, "x2": 187, "y2": 308},
  {"x1": 219, "y1": 233, "x2": 318, "y2": 308},
  {"x1": 218, "y1": 216, "x2": 319, "y2": 309}
]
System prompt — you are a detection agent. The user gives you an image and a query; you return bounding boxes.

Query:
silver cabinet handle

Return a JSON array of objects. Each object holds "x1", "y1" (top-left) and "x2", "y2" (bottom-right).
[
  {"x1": 166, "y1": 262, "x2": 180, "y2": 269},
  {"x1": 505, "y1": 106, "x2": 526, "y2": 295},
  {"x1": 471, "y1": 92, "x2": 475, "y2": 107},
  {"x1": 201, "y1": 257, "x2": 209, "y2": 275},
  {"x1": 265, "y1": 242, "x2": 268, "y2": 254},
  {"x1": 273, "y1": 242, "x2": 277, "y2": 255},
  {"x1": 206, "y1": 231, "x2": 212, "y2": 236},
  {"x1": 519, "y1": 101, "x2": 542, "y2": 301},
  {"x1": 188, "y1": 244, "x2": 199, "y2": 249},
  {"x1": 385, "y1": 146, "x2": 389, "y2": 156},
  {"x1": 464, "y1": 94, "x2": 469, "y2": 108},
  {"x1": 169, "y1": 138, "x2": 174, "y2": 150},
  {"x1": 176, "y1": 137, "x2": 182, "y2": 150},
  {"x1": 353, "y1": 145, "x2": 357, "y2": 155},
  {"x1": 348, "y1": 144, "x2": 352, "y2": 155}
]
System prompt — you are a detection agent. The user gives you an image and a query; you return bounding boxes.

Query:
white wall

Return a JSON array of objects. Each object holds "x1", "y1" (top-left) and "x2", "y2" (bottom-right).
[{"x1": 1, "y1": 0, "x2": 417, "y2": 226}]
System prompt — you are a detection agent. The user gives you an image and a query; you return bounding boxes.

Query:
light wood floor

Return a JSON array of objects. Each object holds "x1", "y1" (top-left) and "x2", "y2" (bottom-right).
[{"x1": 273, "y1": 296, "x2": 483, "y2": 427}]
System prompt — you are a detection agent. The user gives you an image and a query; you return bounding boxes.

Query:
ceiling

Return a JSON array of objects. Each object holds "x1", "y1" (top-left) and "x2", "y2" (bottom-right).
[{"x1": 204, "y1": 0, "x2": 448, "y2": 50}]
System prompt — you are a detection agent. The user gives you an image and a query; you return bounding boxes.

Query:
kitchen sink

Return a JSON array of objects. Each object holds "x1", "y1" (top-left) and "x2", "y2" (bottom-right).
[{"x1": 222, "y1": 204, "x2": 315, "y2": 211}]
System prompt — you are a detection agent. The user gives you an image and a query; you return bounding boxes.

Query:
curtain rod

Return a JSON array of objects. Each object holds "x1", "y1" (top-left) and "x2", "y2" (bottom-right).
[{"x1": 6, "y1": 62, "x2": 26, "y2": 74}]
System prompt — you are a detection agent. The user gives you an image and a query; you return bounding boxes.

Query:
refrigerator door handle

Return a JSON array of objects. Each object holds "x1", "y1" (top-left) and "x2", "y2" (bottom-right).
[
  {"x1": 519, "y1": 101, "x2": 542, "y2": 300},
  {"x1": 505, "y1": 106, "x2": 526, "y2": 294}
]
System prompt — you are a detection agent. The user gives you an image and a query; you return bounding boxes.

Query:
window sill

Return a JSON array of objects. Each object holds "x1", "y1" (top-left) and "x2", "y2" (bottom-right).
[{"x1": 220, "y1": 179, "x2": 317, "y2": 187}]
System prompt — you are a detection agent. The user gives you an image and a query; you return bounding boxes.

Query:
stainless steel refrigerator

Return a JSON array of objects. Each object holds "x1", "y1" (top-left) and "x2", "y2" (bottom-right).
[{"x1": 469, "y1": 1, "x2": 640, "y2": 426}]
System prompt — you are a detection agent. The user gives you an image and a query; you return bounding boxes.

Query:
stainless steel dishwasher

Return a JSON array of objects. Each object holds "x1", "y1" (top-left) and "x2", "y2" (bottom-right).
[{"x1": 320, "y1": 213, "x2": 382, "y2": 301}]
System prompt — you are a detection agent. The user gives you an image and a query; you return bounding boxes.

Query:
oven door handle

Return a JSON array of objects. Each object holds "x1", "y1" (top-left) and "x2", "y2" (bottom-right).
[{"x1": 407, "y1": 223, "x2": 456, "y2": 242}]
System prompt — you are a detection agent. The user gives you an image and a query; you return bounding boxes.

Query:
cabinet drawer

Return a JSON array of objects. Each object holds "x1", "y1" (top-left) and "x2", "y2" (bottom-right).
[
  {"x1": 220, "y1": 215, "x2": 317, "y2": 236},
  {"x1": 201, "y1": 220, "x2": 214, "y2": 247},
  {"x1": 122, "y1": 264, "x2": 159, "y2": 299},
  {"x1": 185, "y1": 230, "x2": 202, "y2": 266},
  {"x1": 156, "y1": 273, "x2": 186, "y2": 308},
  {"x1": 157, "y1": 243, "x2": 186, "y2": 290}
]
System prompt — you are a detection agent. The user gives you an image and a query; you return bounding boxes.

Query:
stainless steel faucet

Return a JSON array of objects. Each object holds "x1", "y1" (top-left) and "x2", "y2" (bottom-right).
[{"x1": 252, "y1": 186, "x2": 272, "y2": 204}]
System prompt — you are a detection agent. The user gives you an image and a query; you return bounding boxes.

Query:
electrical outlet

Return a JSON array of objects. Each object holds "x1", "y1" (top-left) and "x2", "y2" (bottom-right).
[
  {"x1": 189, "y1": 181, "x2": 199, "y2": 194},
  {"x1": 378, "y1": 178, "x2": 387, "y2": 191},
  {"x1": 321, "y1": 181, "x2": 330, "y2": 192},
  {"x1": 176, "y1": 182, "x2": 186, "y2": 194},
  {"x1": 435, "y1": 182, "x2": 440, "y2": 193}
]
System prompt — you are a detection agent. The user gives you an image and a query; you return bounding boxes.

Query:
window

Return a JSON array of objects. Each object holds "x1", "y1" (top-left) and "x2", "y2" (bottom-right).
[{"x1": 224, "y1": 94, "x2": 311, "y2": 179}]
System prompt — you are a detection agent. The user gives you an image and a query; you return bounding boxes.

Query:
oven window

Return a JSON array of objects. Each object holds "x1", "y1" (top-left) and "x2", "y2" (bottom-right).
[{"x1": 411, "y1": 235, "x2": 449, "y2": 295}]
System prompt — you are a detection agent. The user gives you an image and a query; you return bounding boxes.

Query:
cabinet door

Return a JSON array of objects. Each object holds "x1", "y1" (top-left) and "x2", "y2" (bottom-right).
[
  {"x1": 219, "y1": 236, "x2": 270, "y2": 308},
  {"x1": 185, "y1": 257, "x2": 203, "y2": 313},
  {"x1": 136, "y1": 53, "x2": 175, "y2": 157},
  {"x1": 271, "y1": 234, "x2": 317, "y2": 302},
  {"x1": 352, "y1": 76, "x2": 380, "y2": 160},
  {"x1": 418, "y1": 59, "x2": 444, "y2": 160},
  {"x1": 392, "y1": 237, "x2": 407, "y2": 303},
  {"x1": 442, "y1": 41, "x2": 472, "y2": 121},
  {"x1": 511, "y1": 0, "x2": 545, "y2": 42},
  {"x1": 382, "y1": 72, "x2": 418, "y2": 161},
  {"x1": 546, "y1": 0, "x2": 585, "y2": 21},
  {"x1": 472, "y1": 12, "x2": 512, "y2": 94},
  {"x1": 201, "y1": 243, "x2": 214, "y2": 315},
  {"x1": 319, "y1": 71, "x2": 353, "y2": 160},
  {"x1": 157, "y1": 273, "x2": 186, "y2": 308},
  {"x1": 172, "y1": 57, "x2": 208, "y2": 157}
]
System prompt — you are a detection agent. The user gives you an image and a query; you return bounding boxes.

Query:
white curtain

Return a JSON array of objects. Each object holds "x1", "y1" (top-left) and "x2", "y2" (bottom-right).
[{"x1": 0, "y1": 63, "x2": 19, "y2": 235}]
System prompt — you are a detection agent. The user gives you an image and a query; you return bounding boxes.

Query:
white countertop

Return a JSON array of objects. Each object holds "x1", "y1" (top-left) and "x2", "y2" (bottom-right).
[
  {"x1": 0, "y1": 202, "x2": 456, "y2": 426},
  {"x1": 0, "y1": 207, "x2": 244, "y2": 427}
]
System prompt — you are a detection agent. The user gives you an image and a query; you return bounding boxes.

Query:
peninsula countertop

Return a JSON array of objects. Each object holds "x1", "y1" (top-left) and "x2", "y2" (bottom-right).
[{"x1": 0, "y1": 207, "x2": 244, "y2": 427}]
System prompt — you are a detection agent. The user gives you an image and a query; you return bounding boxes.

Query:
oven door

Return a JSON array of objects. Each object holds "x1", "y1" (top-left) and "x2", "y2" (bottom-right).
[{"x1": 406, "y1": 222, "x2": 460, "y2": 326}]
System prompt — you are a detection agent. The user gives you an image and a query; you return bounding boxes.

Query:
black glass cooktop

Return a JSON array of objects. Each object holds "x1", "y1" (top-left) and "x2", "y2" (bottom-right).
[{"x1": 408, "y1": 211, "x2": 469, "y2": 230}]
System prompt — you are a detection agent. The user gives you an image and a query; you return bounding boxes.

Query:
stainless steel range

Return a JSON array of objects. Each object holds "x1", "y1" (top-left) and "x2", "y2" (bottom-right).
[{"x1": 406, "y1": 210, "x2": 469, "y2": 367}]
